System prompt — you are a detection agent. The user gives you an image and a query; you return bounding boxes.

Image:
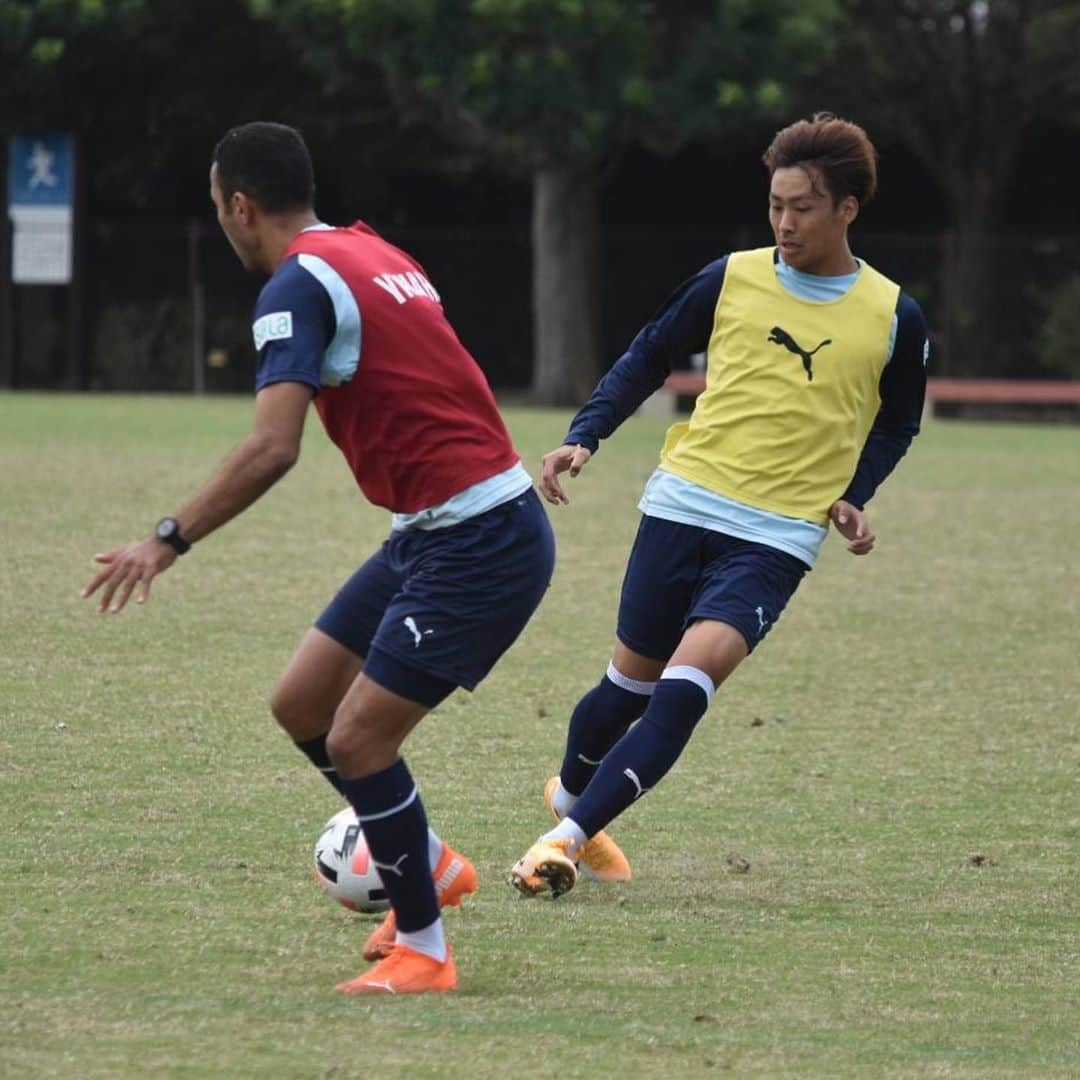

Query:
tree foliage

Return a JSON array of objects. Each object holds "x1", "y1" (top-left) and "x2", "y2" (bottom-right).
[
  {"x1": 254, "y1": 0, "x2": 841, "y2": 401},
  {"x1": 256, "y1": 0, "x2": 839, "y2": 171},
  {"x1": 820, "y1": 0, "x2": 1080, "y2": 373},
  {"x1": 0, "y1": 0, "x2": 383, "y2": 214},
  {"x1": 1041, "y1": 274, "x2": 1080, "y2": 378},
  {"x1": 833, "y1": 0, "x2": 1080, "y2": 207}
]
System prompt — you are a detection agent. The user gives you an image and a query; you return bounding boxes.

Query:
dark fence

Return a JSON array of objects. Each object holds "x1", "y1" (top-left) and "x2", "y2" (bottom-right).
[{"x1": 4, "y1": 220, "x2": 1079, "y2": 392}]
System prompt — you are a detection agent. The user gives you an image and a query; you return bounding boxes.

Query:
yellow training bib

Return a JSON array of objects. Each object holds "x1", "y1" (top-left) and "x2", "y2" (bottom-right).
[{"x1": 660, "y1": 247, "x2": 899, "y2": 524}]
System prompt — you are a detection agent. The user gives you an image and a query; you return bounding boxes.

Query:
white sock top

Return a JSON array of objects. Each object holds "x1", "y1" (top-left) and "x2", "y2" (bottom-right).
[
  {"x1": 540, "y1": 817, "x2": 588, "y2": 859},
  {"x1": 397, "y1": 918, "x2": 447, "y2": 963},
  {"x1": 606, "y1": 661, "x2": 657, "y2": 697},
  {"x1": 427, "y1": 828, "x2": 443, "y2": 870},
  {"x1": 550, "y1": 779, "x2": 579, "y2": 819},
  {"x1": 660, "y1": 664, "x2": 715, "y2": 706}
]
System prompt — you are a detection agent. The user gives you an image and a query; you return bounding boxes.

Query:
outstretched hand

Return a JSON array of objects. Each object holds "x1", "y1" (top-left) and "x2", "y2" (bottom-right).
[
  {"x1": 539, "y1": 444, "x2": 592, "y2": 505},
  {"x1": 82, "y1": 538, "x2": 177, "y2": 613},
  {"x1": 829, "y1": 500, "x2": 876, "y2": 555}
]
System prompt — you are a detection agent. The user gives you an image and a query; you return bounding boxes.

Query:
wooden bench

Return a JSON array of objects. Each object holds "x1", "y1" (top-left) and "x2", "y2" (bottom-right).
[
  {"x1": 924, "y1": 379, "x2": 1080, "y2": 412},
  {"x1": 646, "y1": 373, "x2": 1080, "y2": 420}
]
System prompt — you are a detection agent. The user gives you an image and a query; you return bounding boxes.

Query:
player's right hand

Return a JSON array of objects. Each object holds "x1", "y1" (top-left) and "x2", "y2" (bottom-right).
[
  {"x1": 81, "y1": 538, "x2": 177, "y2": 613},
  {"x1": 539, "y1": 444, "x2": 592, "y2": 505}
]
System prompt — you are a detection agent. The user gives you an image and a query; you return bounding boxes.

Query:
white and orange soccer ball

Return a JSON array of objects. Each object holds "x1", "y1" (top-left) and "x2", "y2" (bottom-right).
[{"x1": 313, "y1": 807, "x2": 390, "y2": 913}]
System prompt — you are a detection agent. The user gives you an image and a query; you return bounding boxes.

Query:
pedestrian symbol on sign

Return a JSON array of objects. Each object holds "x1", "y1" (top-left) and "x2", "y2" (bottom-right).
[{"x1": 28, "y1": 142, "x2": 58, "y2": 190}]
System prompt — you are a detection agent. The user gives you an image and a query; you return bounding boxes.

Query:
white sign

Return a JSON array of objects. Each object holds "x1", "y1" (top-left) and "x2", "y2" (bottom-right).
[{"x1": 10, "y1": 205, "x2": 71, "y2": 284}]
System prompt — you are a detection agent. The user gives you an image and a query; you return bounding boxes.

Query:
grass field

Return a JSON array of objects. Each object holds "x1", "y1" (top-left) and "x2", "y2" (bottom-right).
[{"x1": 1, "y1": 392, "x2": 1077, "y2": 1078}]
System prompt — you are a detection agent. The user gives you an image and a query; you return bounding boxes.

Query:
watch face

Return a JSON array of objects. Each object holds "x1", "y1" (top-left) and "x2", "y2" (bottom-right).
[{"x1": 154, "y1": 517, "x2": 189, "y2": 553}]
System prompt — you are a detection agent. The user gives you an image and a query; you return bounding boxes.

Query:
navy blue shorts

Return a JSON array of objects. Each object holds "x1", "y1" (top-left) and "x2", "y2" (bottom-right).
[
  {"x1": 315, "y1": 489, "x2": 555, "y2": 708},
  {"x1": 616, "y1": 515, "x2": 809, "y2": 659}
]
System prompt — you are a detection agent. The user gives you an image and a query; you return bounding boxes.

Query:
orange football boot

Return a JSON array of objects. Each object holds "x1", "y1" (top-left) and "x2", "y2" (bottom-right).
[
  {"x1": 362, "y1": 843, "x2": 477, "y2": 961},
  {"x1": 335, "y1": 943, "x2": 457, "y2": 995},
  {"x1": 509, "y1": 836, "x2": 578, "y2": 898},
  {"x1": 544, "y1": 776, "x2": 631, "y2": 883}
]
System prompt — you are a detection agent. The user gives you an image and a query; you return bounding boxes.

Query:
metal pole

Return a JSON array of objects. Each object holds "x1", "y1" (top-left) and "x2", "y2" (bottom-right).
[
  {"x1": 1, "y1": 149, "x2": 14, "y2": 388},
  {"x1": 0, "y1": 211, "x2": 13, "y2": 389},
  {"x1": 65, "y1": 136, "x2": 84, "y2": 390},
  {"x1": 188, "y1": 218, "x2": 206, "y2": 393}
]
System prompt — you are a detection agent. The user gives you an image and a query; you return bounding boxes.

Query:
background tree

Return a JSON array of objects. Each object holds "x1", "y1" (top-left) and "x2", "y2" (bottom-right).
[
  {"x1": 254, "y1": 0, "x2": 840, "y2": 404},
  {"x1": 0, "y1": 0, "x2": 403, "y2": 216},
  {"x1": 822, "y1": 0, "x2": 1080, "y2": 374}
]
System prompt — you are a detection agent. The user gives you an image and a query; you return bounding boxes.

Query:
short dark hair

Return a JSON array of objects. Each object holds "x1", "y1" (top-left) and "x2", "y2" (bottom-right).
[
  {"x1": 763, "y1": 112, "x2": 878, "y2": 206},
  {"x1": 212, "y1": 122, "x2": 315, "y2": 213}
]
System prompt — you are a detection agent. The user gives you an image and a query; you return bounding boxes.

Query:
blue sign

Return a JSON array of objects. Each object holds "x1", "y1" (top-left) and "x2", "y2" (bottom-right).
[{"x1": 8, "y1": 134, "x2": 74, "y2": 208}]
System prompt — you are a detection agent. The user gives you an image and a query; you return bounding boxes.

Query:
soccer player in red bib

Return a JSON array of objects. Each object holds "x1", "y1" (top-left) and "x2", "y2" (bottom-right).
[
  {"x1": 83, "y1": 122, "x2": 556, "y2": 994},
  {"x1": 510, "y1": 114, "x2": 928, "y2": 899}
]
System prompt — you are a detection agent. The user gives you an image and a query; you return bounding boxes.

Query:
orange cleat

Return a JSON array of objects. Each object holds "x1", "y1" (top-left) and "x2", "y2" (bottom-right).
[
  {"x1": 543, "y1": 777, "x2": 632, "y2": 883},
  {"x1": 362, "y1": 843, "x2": 477, "y2": 961},
  {"x1": 509, "y1": 837, "x2": 578, "y2": 898},
  {"x1": 335, "y1": 943, "x2": 457, "y2": 995}
]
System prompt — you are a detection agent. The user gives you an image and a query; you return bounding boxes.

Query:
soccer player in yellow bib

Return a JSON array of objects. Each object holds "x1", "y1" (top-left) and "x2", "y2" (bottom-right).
[{"x1": 511, "y1": 113, "x2": 929, "y2": 898}]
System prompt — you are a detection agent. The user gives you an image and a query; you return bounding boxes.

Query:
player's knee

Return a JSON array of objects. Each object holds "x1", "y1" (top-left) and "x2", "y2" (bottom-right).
[
  {"x1": 326, "y1": 706, "x2": 403, "y2": 777},
  {"x1": 324, "y1": 715, "x2": 359, "y2": 772},
  {"x1": 269, "y1": 676, "x2": 326, "y2": 739},
  {"x1": 269, "y1": 679, "x2": 302, "y2": 733}
]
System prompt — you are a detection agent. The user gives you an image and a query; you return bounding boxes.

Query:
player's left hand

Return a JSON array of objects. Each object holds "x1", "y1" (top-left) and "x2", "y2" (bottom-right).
[
  {"x1": 829, "y1": 500, "x2": 876, "y2": 556},
  {"x1": 81, "y1": 539, "x2": 177, "y2": 613},
  {"x1": 539, "y1": 443, "x2": 592, "y2": 505}
]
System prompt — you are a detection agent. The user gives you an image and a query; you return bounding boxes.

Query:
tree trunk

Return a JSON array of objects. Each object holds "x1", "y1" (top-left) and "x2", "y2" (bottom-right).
[
  {"x1": 936, "y1": 152, "x2": 1013, "y2": 377},
  {"x1": 946, "y1": 176, "x2": 1002, "y2": 380},
  {"x1": 530, "y1": 165, "x2": 599, "y2": 406},
  {"x1": 941, "y1": 221, "x2": 996, "y2": 377}
]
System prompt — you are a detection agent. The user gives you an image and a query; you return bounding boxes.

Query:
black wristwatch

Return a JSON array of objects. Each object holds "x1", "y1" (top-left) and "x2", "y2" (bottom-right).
[{"x1": 154, "y1": 517, "x2": 191, "y2": 555}]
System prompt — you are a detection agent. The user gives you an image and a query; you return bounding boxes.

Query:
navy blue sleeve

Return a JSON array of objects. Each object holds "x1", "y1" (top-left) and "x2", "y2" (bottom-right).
[
  {"x1": 841, "y1": 292, "x2": 929, "y2": 509},
  {"x1": 565, "y1": 257, "x2": 728, "y2": 453},
  {"x1": 252, "y1": 256, "x2": 336, "y2": 394}
]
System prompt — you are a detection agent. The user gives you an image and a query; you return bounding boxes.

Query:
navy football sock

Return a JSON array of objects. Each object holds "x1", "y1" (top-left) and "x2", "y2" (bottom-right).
[
  {"x1": 295, "y1": 733, "x2": 347, "y2": 797},
  {"x1": 559, "y1": 663, "x2": 655, "y2": 796},
  {"x1": 335, "y1": 759, "x2": 439, "y2": 934},
  {"x1": 568, "y1": 667, "x2": 713, "y2": 839},
  {"x1": 297, "y1": 735, "x2": 446, "y2": 865}
]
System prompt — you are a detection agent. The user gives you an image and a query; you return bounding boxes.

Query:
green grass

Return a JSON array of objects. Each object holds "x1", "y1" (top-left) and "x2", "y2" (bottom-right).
[{"x1": 1, "y1": 392, "x2": 1077, "y2": 1078}]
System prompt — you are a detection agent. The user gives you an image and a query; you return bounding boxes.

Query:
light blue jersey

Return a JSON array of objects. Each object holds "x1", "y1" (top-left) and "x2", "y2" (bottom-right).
[
  {"x1": 391, "y1": 462, "x2": 533, "y2": 532},
  {"x1": 776, "y1": 257, "x2": 899, "y2": 359}
]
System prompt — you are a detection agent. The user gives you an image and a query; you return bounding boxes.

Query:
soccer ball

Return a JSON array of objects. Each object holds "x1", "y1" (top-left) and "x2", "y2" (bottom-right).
[{"x1": 313, "y1": 807, "x2": 390, "y2": 913}]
